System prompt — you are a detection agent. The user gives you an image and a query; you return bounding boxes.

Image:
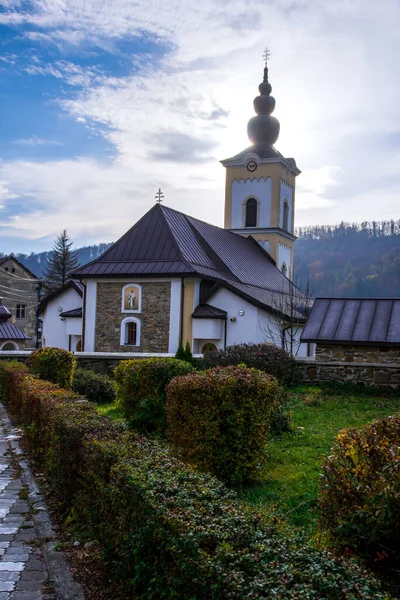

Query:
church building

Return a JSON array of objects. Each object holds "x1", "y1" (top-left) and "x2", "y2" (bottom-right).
[{"x1": 72, "y1": 59, "x2": 310, "y2": 356}]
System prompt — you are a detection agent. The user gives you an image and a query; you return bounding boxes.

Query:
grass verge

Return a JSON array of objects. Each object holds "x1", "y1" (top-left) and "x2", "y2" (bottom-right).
[{"x1": 241, "y1": 388, "x2": 400, "y2": 534}]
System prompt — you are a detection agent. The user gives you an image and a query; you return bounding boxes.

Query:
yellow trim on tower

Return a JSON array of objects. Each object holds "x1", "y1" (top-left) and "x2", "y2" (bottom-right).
[{"x1": 182, "y1": 280, "x2": 195, "y2": 349}]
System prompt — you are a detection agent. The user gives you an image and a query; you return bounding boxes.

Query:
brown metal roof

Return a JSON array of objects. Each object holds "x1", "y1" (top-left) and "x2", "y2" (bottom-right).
[
  {"x1": 301, "y1": 298, "x2": 400, "y2": 346},
  {"x1": 72, "y1": 204, "x2": 307, "y2": 314},
  {"x1": 59, "y1": 307, "x2": 82, "y2": 318},
  {"x1": 192, "y1": 304, "x2": 227, "y2": 319}
]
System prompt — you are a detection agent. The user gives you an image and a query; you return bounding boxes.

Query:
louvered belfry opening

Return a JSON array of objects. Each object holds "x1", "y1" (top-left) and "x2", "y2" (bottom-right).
[{"x1": 245, "y1": 198, "x2": 257, "y2": 227}]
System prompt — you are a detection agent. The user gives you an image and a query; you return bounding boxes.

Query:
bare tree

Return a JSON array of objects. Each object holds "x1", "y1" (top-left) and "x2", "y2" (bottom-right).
[{"x1": 261, "y1": 281, "x2": 313, "y2": 356}]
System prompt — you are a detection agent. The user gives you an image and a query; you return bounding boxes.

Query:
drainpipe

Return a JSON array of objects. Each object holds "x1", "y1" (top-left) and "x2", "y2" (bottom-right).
[
  {"x1": 224, "y1": 316, "x2": 227, "y2": 350},
  {"x1": 180, "y1": 277, "x2": 184, "y2": 346},
  {"x1": 81, "y1": 280, "x2": 87, "y2": 352}
]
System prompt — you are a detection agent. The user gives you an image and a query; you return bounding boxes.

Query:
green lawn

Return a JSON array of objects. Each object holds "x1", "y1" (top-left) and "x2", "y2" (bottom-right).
[
  {"x1": 241, "y1": 388, "x2": 400, "y2": 534},
  {"x1": 96, "y1": 402, "x2": 124, "y2": 421}
]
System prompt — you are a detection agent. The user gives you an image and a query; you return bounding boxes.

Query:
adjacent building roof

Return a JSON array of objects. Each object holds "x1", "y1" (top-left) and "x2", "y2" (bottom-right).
[
  {"x1": 192, "y1": 304, "x2": 227, "y2": 319},
  {"x1": 39, "y1": 280, "x2": 84, "y2": 315},
  {"x1": 72, "y1": 204, "x2": 306, "y2": 316},
  {"x1": 0, "y1": 300, "x2": 31, "y2": 341},
  {"x1": 0, "y1": 322, "x2": 31, "y2": 341},
  {"x1": 0, "y1": 256, "x2": 38, "y2": 280},
  {"x1": 301, "y1": 298, "x2": 400, "y2": 346}
]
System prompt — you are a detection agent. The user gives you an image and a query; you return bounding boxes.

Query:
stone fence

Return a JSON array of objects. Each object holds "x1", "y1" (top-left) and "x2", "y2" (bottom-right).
[
  {"x1": 1, "y1": 351, "x2": 400, "y2": 387},
  {"x1": 296, "y1": 357, "x2": 400, "y2": 388},
  {"x1": 0, "y1": 352, "x2": 202, "y2": 376}
]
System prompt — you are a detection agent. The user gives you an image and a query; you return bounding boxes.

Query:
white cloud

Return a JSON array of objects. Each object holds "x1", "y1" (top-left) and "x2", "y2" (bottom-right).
[{"x1": 2, "y1": 0, "x2": 400, "y2": 249}]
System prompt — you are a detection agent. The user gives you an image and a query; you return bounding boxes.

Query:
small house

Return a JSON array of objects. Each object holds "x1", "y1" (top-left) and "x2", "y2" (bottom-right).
[{"x1": 0, "y1": 299, "x2": 31, "y2": 351}]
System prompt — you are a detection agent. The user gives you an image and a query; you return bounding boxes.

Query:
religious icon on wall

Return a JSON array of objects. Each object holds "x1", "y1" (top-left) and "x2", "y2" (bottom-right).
[{"x1": 124, "y1": 286, "x2": 140, "y2": 311}]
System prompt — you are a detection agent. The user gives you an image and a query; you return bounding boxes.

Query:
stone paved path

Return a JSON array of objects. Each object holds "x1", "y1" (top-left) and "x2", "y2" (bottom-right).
[{"x1": 0, "y1": 404, "x2": 83, "y2": 600}]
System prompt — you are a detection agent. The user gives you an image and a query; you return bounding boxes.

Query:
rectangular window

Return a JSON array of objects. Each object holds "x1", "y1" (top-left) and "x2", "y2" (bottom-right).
[
  {"x1": 126, "y1": 321, "x2": 137, "y2": 345},
  {"x1": 16, "y1": 304, "x2": 26, "y2": 319}
]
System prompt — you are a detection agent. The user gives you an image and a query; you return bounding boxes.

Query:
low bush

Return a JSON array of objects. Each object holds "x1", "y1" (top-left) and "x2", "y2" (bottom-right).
[
  {"x1": 319, "y1": 414, "x2": 400, "y2": 563},
  {"x1": 30, "y1": 347, "x2": 76, "y2": 389},
  {"x1": 72, "y1": 368, "x2": 116, "y2": 404},
  {"x1": 202, "y1": 343, "x2": 296, "y2": 385},
  {"x1": 114, "y1": 358, "x2": 194, "y2": 434},
  {"x1": 167, "y1": 366, "x2": 288, "y2": 485},
  {"x1": 0, "y1": 363, "x2": 388, "y2": 599}
]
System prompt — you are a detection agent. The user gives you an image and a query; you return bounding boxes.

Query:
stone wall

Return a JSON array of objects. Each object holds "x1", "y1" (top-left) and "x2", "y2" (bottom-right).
[
  {"x1": 296, "y1": 358, "x2": 400, "y2": 388},
  {"x1": 95, "y1": 282, "x2": 171, "y2": 353},
  {"x1": 316, "y1": 344, "x2": 400, "y2": 364}
]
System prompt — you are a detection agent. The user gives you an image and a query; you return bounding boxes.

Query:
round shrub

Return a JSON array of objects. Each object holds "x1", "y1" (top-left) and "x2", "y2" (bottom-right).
[
  {"x1": 30, "y1": 347, "x2": 76, "y2": 389},
  {"x1": 166, "y1": 366, "x2": 287, "y2": 486},
  {"x1": 114, "y1": 358, "x2": 194, "y2": 434},
  {"x1": 319, "y1": 414, "x2": 400, "y2": 563},
  {"x1": 202, "y1": 343, "x2": 296, "y2": 385},
  {"x1": 72, "y1": 368, "x2": 116, "y2": 404}
]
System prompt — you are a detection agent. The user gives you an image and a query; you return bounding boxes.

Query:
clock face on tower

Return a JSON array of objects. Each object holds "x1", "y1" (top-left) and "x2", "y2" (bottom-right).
[{"x1": 246, "y1": 160, "x2": 258, "y2": 173}]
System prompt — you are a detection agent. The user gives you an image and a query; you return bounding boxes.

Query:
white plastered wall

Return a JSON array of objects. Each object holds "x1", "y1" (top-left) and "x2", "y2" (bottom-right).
[
  {"x1": 203, "y1": 287, "x2": 314, "y2": 357},
  {"x1": 278, "y1": 242, "x2": 292, "y2": 274},
  {"x1": 231, "y1": 178, "x2": 272, "y2": 229},
  {"x1": 41, "y1": 287, "x2": 82, "y2": 350}
]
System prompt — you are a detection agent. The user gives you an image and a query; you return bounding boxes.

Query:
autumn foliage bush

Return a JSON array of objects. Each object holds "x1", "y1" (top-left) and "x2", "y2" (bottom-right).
[
  {"x1": 114, "y1": 357, "x2": 194, "y2": 434},
  {"x1": 72, "y1": 368, "x2": 116, "y2": 404},
  {"x1": 30, "y1": 347, "x2": 76, "y2": 389},
  {"x1": 202, "y1": 343, "x2": 296, "y2": 385},
  {"x1": 167, "y1": 366, "x2": 287, "y2": 485},
  {"x1": 0, "y1": 362, "x2": 388, "y2": 599},
  {"x1": 319, "y1": 414, "x2": 400, "y2": 562}
]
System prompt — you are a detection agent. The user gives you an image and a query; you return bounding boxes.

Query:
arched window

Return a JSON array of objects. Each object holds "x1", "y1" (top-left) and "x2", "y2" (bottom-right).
[
  {"x1": 283, "y1": 200, "x2": 289, "y2": 231},
  {"x1": 120, "y1": 317, "x2": 141, "y2": 347},
  {"x1": 245, "y1": 198, "x2": 258, "y2": 227},
  {"x1": 281, "y1": 263, "x2": 288, "y2": 277},
  {"x1": 0, "y1": 341, "x2": 18, "y2": 351},
  {"x1": 202, "y1": 343, "x2": 217, "y2": 354}
]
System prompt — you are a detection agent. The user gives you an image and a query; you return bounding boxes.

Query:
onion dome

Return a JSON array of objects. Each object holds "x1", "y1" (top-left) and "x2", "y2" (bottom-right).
[
  {"x1": 247, "y1": 61, "x2": 280, "y2": 146},
  {"x1": 0, "y1": 299, "x2": 12, "y2": 322}
]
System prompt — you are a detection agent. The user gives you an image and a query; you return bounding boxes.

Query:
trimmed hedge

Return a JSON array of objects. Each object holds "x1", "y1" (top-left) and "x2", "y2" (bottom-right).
[
  {"x1": 319, "y1": 414, "x2": 400, "y2": 563},
  {"x1": 114, "y1": 358, "x2": 194, "y2": 434},
  {"x1": 30, "y1": 347, "x2": 76, "y2": 389},
  {"x1": 167, "y1": 366, "x2": 286, "y2": 485},
  {"x1": 0, "y1": 363, "x2": 388, "y2": 599},
  {"x1": 202, "y1": 343, "x2": 296, "y2": 385},
  {"x1": 72, "y1": 368, "x2": 116, "y2": 404}
]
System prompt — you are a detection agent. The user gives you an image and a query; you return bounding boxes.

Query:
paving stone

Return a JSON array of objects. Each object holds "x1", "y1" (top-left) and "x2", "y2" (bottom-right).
[
  {"x1": 23, "y1": 561, "x2": 46, "y2": 572},
  {"x1": 0, "y1": 571, "x2": 20, "y2": 582},
  {"x1": 0, "y1": 562, "x2": 24, "y2": 572},
  {"x1": 0, "y1": 580, "x2": 15, "y2": 591},
  {"x1": 16, "y1": 579, "x2": 43, "y2": 591},
  {"x1": 3, "y1": 554, "x2": 30, "y2": 562},
  {"x1": 11, "y1": 592, "x2": 43, "y2": 600},
  {"x1": 0, "y1": 404, "x2": 83, "y2": 600},
  {"x1": 20, "y1": 572, "x2": 46, "y2": 582}
]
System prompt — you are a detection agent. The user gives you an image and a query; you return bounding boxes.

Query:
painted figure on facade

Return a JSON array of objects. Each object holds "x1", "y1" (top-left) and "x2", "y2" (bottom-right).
[
  {"x1": 127, "y1": 289, "x2": 136, "y2": 310},
  {"x1": 124, "y1": 286, "x2": 139, "y2": 311}
]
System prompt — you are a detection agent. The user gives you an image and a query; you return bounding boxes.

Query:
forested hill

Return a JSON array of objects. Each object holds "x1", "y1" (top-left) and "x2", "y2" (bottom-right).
[
  {"x1": 294, "y1": 221, "x2": 400, "y2": 297},
  {"x1": 2, "y1": 220, "x2": 400, "y2": 298},
  {"x1": 0, "y1": 243, "x2": 112, "y2": 279}
]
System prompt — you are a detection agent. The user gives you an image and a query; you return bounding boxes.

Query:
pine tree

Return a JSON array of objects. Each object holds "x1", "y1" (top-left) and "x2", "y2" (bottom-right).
[{"x1": 44, "y1": 230, "x2": 79, "y2": 288}]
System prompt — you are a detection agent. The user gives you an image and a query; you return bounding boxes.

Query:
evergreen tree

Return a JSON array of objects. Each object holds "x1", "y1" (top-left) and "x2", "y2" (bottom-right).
[{"x1": 43, "y1": 230, "x2": 79, "y2": 288}]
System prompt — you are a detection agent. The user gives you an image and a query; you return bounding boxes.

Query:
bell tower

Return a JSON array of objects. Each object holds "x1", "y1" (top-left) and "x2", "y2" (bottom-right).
[{"x1": 221, "y1": 51, "x2": 300, "y2": 279}]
